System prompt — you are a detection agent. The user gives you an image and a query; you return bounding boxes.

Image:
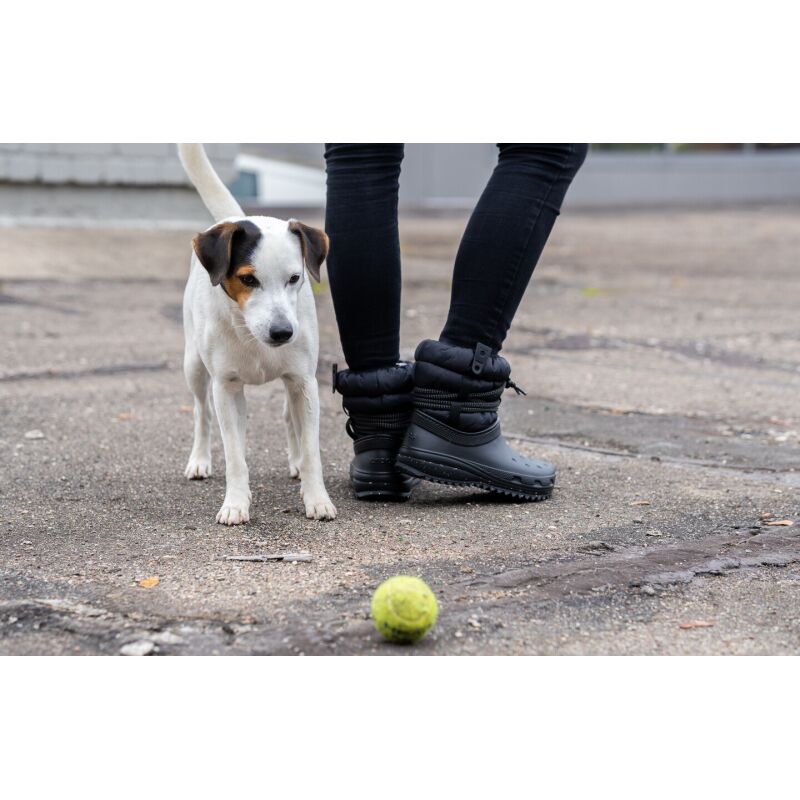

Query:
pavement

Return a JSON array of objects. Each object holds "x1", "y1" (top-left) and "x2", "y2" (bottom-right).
[{"x1": 1, "y1": 207, "x2": 799, "y2": 655}]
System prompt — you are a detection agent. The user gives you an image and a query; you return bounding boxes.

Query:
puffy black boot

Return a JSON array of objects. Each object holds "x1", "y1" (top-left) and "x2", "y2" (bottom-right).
[
  {"x1": 333, "y1": 362, "x2": 417, "y2": 500},
  {"x1": 396, "y1": 340, "x2": 555, "y2": 500}
]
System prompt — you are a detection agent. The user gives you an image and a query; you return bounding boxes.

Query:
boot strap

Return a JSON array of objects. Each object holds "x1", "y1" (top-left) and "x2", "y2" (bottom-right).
[{"x1": 412, "y1": 411, "x2": 501, "y2": 447}]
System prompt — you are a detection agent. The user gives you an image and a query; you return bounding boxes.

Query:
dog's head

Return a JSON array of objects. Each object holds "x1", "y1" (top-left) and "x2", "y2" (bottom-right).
[{"x1": 191, "y1": 216, "x2": 328, "y2": 347}]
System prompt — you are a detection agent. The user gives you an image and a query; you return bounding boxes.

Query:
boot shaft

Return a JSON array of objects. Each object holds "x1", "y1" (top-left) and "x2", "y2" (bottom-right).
[
  {"x1": 333, "y1": 361, "x2": 414, "y2": 439},
  {"x1": 412, "y1": 339, "x2": 520, "y2": 432}
]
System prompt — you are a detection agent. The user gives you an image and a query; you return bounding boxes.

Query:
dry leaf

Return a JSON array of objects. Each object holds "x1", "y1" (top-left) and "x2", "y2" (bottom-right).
[
  {"x1": 117, "y1": 412, "x2": 136, "y2": 421},
  {"x1": 768, "y1": 417, "x2": 792, "y2": 428},
  {"x1": 679, "y1": 619, "x2": 714, "y2": 630},
  {"x1": 765, "y1": 520, "x2": 794, "y2": 527},
  {"x1": 138, "y1": 576, "x2": 160, "y2": 588},
  {"x1": 630, "y1": 500, "x2": 651, "y2": 506},
  {"x1": 179, "y1": 405, "x2": 192, "y2": 413}
]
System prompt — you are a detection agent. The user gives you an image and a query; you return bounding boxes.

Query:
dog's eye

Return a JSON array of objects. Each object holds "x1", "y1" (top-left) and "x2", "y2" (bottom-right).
[
  {"x1": 288, "y1": 274, "x2": 301, "y2": 285},
  {"x1": 239, "y1": 274, "x2": 259, "y2": 288}
]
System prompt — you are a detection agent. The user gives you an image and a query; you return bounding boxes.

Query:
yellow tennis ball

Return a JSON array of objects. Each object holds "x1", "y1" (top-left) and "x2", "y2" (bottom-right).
[{"x1": 371, "y1": 576, "x2": 438, "y2": 643}]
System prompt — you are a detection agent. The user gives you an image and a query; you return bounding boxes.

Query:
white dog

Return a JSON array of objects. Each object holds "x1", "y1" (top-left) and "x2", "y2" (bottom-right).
[{"x1": 177, "y1": 143, "x2": 336, "y2": 524}]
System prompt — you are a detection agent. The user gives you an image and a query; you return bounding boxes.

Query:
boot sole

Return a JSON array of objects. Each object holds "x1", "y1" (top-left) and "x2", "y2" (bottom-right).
[
  {"x1": 396, "y1": 448, "x2": 554, "y2": 501},
  {"x1": 350, "y1": 467, "x2": 417, "y2": 501}
]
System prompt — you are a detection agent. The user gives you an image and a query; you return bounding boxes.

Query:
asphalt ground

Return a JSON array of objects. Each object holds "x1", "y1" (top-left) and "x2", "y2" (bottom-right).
[{"x1": 1, "y1": 207, "x2": 798, "y2": 655}]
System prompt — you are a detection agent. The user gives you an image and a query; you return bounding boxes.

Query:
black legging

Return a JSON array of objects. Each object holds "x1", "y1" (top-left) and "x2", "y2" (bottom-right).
[{"x1": 324, "y1": 144, "x2": 587, "y2": 371}]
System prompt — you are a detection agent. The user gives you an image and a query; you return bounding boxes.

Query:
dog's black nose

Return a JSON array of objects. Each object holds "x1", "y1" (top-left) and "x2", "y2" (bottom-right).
[{"x1": 269, "y1": 322, "x2": 294, "y2": 343}]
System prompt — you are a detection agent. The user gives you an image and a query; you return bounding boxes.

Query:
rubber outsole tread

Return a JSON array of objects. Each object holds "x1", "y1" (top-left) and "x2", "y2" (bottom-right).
[
  {"x1": 350, "y1": 472, "x2": 417, "y2": 501},
  {"x1": 397, "y1": 458, "x2": 553, "y2": 502},
  {"x1": 353, "y1": 490, "x2": 413, "y2": 501}
]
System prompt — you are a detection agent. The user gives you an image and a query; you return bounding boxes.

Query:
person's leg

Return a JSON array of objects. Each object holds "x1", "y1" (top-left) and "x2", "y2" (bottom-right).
[
  {"x1": 324, "y1": 144, "x2": 415, "y2": 499},
  {"x1": 324, "y1": 143, "x2": 404, "y2": 371},
  {"x1": 441, "y1": 143, "x2": 588, "y2": 351},
  {"x1": 399, "y1": 144, "x2": 588, "y2": 501}
]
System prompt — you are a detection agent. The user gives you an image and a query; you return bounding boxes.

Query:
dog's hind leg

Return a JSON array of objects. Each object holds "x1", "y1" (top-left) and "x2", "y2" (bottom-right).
[
  {"x1": 284, "y1": 375, "x2": 337, "y2": 520},
  {"x1": 183, "y1": 346, "x2": 213, "y2": 479},
  {"x1": 283, "y1": 391, "x2": 302, "y2": 479}
]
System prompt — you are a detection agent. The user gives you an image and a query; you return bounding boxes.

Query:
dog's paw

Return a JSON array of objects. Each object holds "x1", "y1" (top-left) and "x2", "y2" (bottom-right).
[
  {"x1": 185, "y1": 458, "x2": 212, "y2": 480},
  {"x1": 304, "y1": 494, "x2": 337, "y2": 521},
  {"x1": 288, "y1": 462, "x2": 300, "y2": 480},
  {"x1": 216, "y1": 503, "x2": 250, "y2": 526}
]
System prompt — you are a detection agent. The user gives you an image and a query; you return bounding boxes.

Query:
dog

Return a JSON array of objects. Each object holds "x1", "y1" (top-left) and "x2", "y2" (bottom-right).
[{"x1": 177, "y1": 143, "x2": 336, "y2": 524}]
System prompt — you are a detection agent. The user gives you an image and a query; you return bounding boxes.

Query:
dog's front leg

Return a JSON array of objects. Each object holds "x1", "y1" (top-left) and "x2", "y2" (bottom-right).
[
  {"x1": 285, "y1": 376, "x2": 337, "y2": 521},
  {"x1": 211, "y1": 378, "x2": 251, "y2": 525},
  {"x1": 283, "y1": 393, "x2": 302, "y2": 479},
  {"x1": 183, "y1": 347, "x2": 213, "y2": 479}
]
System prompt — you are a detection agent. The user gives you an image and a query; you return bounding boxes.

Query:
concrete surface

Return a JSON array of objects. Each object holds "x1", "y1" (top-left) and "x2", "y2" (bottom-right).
[{"x1": 1, "y1": 208, "x2": 798, "y2": 655}]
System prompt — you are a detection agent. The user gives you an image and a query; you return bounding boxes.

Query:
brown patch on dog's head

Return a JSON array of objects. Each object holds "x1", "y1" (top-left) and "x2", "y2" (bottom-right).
[
  {"x1": 288, "y1": 220, "x2": 329, "y2": 282},
  {"x1": 222, "y1": 265, "x2": 259, "y2": 310},
  {"x1": 192, "y1": 220, "x2": 262, "y2": 287}
]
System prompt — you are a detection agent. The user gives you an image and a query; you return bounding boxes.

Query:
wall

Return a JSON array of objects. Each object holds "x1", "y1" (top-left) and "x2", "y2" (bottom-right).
[
  {"x1": 0, "y1": 143, "x2": 238, "y2": 185},
  {"x1": 398, "y1": 146, "x2": 800, "y2": 210},
  {"x1": 0, "y1": 144, "x2": 238, "y2": 224}
]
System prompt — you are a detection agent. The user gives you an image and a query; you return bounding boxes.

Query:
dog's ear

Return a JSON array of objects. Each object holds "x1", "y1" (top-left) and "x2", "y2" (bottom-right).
[
  {"x1": 191, "y1": 222, "x2": 243, "y2": 286},
  {"x1": 289, "y1": 220, "x2": 329, "y2": 282}
]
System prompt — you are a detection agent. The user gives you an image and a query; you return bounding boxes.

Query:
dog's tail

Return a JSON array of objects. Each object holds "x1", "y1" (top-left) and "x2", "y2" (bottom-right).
[{"x1": 177, "y1": 143, "x2": 244, "y2": 222}]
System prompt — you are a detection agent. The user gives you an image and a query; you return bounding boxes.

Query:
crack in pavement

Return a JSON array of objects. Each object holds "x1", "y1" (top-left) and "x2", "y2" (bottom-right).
[
  {"x1": 0, "y1": 292, "x2": 80, "y2": 315},
  {"x1": 459, "y1": 523, "x2": 800, "y2": 596},
  {"x1": 506, "y1": 432, "x2": 800, "y2": 486},
  {"x1": 0, "y1": 360, "x2": 170, "y2": 383},
  {"x1": 508, "y1": 327, "x2": 800, "y2": 375},
  {"x1": 509, "y1": 349, "x2": 799, "y2": 392}
]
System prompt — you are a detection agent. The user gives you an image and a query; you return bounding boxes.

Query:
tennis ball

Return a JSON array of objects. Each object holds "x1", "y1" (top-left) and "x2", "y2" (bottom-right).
[{"x1": 371, "y1": 576, "x2": 438, "y2": 643}]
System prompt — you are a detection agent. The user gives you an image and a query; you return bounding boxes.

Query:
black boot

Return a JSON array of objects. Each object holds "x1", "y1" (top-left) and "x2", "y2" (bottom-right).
[
  {"x1": 333, "y1": 362, "x2": 417, "y2": 500},
  {"x1": 396, "y1": 340, "x2": 555, "y2": 500}
]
